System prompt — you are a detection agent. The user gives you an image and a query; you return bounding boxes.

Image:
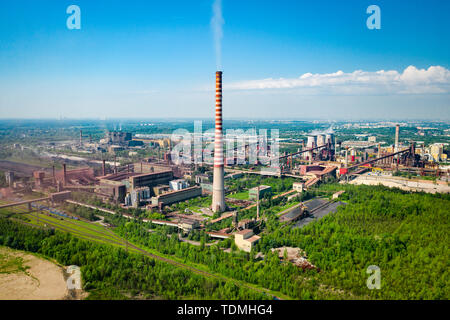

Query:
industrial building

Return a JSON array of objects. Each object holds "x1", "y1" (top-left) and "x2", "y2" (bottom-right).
[
  {"x1": 292, "y1": 182, "x2": 304, "y2": 192},
  {"x1": 151, "y1": 186, "x2": 202, "y2": 208},
  {"x1": 96, "y1": 169, "x2": 173, "y2": 204},
  {"x1": 106, "y1": 131, "x2": 132, "y2": 145},
  {"x1": 134, "y1": 161, "x2": 173, "y2": 174},
  {"x1": 234, "y1": 229, "x2": 260, "y2": 252},
  {"x1": 129, "y1": 170, "x2": 173, "y2": 190},
  {"x1": 153, "y1": 184, "x2": 171, "y2": 196},
  {"x1": 169, "y1": 179, "x2": 189, "y2": 191},
  {"x1": 124, "y1": 186, "x2": 151, "y2": 208}
]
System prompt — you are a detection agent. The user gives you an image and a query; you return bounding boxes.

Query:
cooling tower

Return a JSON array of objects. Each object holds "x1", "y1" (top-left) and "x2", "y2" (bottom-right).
[
  {"x1": 212, "y1": 71, "x2": 226, "y2": 213},
  {"x1": 306, "y1": 136, "x2": 316, "y2": 149},
  {"x1": 317, "y1": 134, "x2": 326, "y2": 147}
]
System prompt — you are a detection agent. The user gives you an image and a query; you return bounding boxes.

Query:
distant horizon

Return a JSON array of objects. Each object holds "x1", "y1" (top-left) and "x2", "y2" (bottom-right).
[{"x1": 0, "y1": 117, "x2": 449, "y2": 123}]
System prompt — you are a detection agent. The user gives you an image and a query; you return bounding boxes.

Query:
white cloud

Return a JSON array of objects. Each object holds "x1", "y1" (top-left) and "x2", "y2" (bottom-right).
[{"x1": 226, "y1": 65, "x2": 450, "y2": 95}]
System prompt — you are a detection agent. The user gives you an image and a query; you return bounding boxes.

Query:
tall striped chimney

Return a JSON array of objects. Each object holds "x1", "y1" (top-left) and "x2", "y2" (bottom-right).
[{"x1": 212, "y1": 71, "x2": 226, "y2": 213}]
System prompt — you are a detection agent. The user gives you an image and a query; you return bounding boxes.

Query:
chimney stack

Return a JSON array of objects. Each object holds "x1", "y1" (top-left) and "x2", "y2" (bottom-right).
[
  {"x1": 63, "y1": 163, "x2": 67, "y2": 186},
  {"x1": 102, "y1": 160, "x2": 106, "y2": 176},
  {"x1": 212, "y1": 71, "x2": 226, "y2": 213}
]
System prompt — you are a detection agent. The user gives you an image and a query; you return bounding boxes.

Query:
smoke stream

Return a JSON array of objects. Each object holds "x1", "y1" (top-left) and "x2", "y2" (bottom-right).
[{"x1": 211, "y1": 0, "x2": 224, "y2": 70}]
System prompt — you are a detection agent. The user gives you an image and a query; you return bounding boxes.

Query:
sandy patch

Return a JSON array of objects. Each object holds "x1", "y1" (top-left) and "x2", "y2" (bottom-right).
[{"x1": 0, "y1": 246, "x2": 78, "y2": 300}]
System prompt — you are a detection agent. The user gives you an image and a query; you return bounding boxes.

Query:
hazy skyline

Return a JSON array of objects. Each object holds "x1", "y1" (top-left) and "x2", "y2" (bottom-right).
[{"x1": 0, "y1": 0, "x2": 449, "y2": 119}]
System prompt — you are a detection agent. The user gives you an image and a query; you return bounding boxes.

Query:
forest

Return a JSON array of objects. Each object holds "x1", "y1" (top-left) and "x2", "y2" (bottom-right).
[
  {"x1": 90, "y1": 184, "x2": 450, "y2": 299},
  {"x1": 0, "y1": 218, "x2": 268, "y2": 300}
]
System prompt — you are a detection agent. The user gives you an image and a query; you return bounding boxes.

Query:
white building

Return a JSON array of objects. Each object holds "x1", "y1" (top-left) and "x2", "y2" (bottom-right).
[
  {"x1": 169, "y1": 179, "x2": 189, "y2": 191},
  {"x1": 235, "y1": 229, "x2": 260, "y2": 253}
]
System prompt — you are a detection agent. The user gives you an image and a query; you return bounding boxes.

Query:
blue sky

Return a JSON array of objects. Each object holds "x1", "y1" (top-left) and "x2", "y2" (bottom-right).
[{"x1": 0, "y1": 0, "x2": 449, "y2": 119}]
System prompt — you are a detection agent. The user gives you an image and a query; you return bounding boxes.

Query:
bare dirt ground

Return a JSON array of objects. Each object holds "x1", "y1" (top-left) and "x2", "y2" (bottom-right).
[{"x1": 0, "y1": 246, "x2": 86, "y2": 300}]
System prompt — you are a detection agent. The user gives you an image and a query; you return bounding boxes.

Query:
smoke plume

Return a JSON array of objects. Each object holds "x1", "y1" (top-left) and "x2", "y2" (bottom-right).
[{"x1": 211, "y1": 0, "x2": 224, "y2": 70}]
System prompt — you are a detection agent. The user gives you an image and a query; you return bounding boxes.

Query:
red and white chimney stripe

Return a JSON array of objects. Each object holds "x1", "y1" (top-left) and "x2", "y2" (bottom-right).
[{"x1": 214, "y1": 71, "x2": 224, "y2": 167}]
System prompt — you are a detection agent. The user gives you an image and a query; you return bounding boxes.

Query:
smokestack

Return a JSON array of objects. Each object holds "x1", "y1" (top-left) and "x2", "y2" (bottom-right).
[
  {"x1": 63, "y1": 163, "x2": 67, "y2": 186},
  {"x1": 102, "y1": 160, "x2": 106, "y2": 176},
  {"x1": 80, "y1": 130, "x2": 82, "y2": 146},
  {"x1": 395, "y1": 124, "x2": 399, "y2": 153},
  {"x1": 345, "y1": 148, "x2": 348, "y2": 168},
  {"x1": 52, "y1": 165, "x2": 56, "y2": 185},
  {"x1": 212, "y1": 71, "x2": 226, "y2": 213}
]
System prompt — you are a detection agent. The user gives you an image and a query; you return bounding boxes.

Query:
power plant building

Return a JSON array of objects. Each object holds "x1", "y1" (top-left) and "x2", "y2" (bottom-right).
[{"x1": 151, "y1": 186, "x2": 202, "y2": 207}]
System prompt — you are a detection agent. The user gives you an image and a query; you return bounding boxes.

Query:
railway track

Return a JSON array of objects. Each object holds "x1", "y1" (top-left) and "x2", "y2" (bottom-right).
[{"x1": 2, "y1": 199, "x2": 283, "y2": 300}]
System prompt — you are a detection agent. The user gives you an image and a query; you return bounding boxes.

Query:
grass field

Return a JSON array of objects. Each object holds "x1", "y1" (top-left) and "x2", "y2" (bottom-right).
[
  {"x1": 0, "y1": 200, "x2": 134, "y2": 251},
  {"x1": 227, "y1": 191, "x2": 249, "y2": 200}
]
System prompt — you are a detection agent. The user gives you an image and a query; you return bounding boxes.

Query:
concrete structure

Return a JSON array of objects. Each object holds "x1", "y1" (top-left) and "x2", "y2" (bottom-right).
[
  {"x1": 5, "y1": 171, "x2": 14, "y2": 188},
  {"x1": 249, "y1": 185, "x2": 272, "y2": 200},
  {"x1": 332, "y1": 190, "x2": 345, "y2": 199},
  {"x1": 50, "y1": 190, "x2": 72, "y2": 203},
  {"x1": 317, "y1": 134, "x2": 326, "y2": 147},
  {"x1": 129, "y1": 170, "x2": 173, "y2": 190},
  {"x1": 279, "y1": 203, "x2": 308, "y2": 222},
  {"x1": 33, "y1": 171, "x2": 45, "y2": 187},
  {"x1": 96, "y1": 178, "x2": 127, "y2": 203},
  {"x1": 107, "y1": 131, "x2": 132, "y2": 145},
  {"x1": 224, "y1": 172, "x2": 244, "y2": 180},
  {"x1": 169, "y1": 179, "x2": 189, "y2": 191},
  {"x1": 430, "y1": 143, "x2": 445, "y2": 162},
  {"x1": 153, "y1": 184, "x2": 170, "y2": 196},
  {"x1": 237, "y1": 219, "x2": 255, "y2": 230},
  {"x1": 134, "y1": 162, "x2": 172, "y2": 174},
  {"x1": 129, "y1": 186, "x2": 151, "y2": 207},
  {"x1": 212, "y1": 71, "x2": 226, "y2": 213},
  {"x1": 200, "y1": 183, "x2": 213, "y2": 193},
  {"x1": 151, "y1": 186, "x2": 202, "y2": 207},
  {"x1": 234, "y1": 229, "x2": 260, "y2": 252},
  {"x1": 292, "y1": 182, "x2": 304, "y2": 192},
  {"x1": 108, "y1": 145, "x2": 125, "y2": 153},
  {"x1": 195, "y1": 174, "x2": 210, "y2": 184},
  {"x1": 178, "y1": 219, "x2": 200, "y2": 232}
]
